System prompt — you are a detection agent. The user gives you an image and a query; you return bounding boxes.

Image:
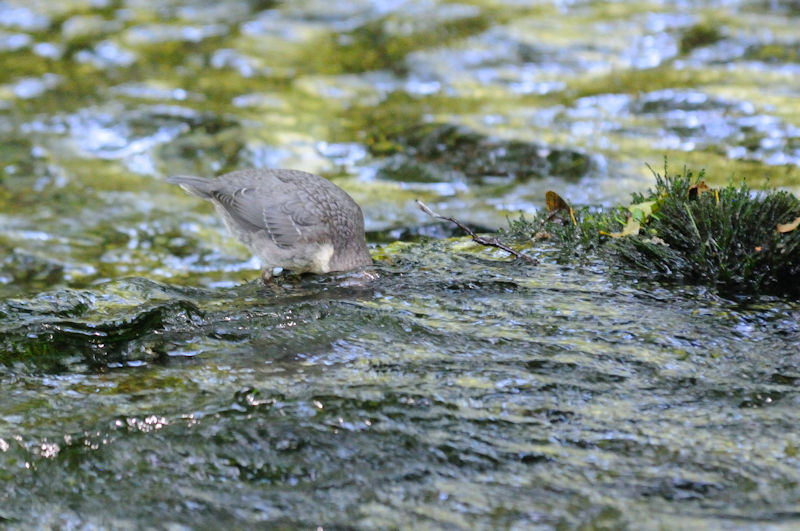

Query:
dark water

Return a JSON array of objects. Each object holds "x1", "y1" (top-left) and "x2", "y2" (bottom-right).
[{"x1": 1, "y1": 0, "x2": 800, "y2": 528}]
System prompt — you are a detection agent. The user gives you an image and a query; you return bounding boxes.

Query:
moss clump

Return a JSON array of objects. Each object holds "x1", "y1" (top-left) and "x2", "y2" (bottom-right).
[
  {"x1": 615, "y1": 167, "x2": 800, "y2": 294},
  {"x1": 507, "y1": 163, "x2": 800, "y2": 296},
  {"x1": 679, "y1": 23, "x2": 723, "y2": 55}
]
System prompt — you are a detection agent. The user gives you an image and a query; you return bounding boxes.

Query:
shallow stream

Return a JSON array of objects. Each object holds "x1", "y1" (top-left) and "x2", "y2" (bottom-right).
[{"x1": 1, "y1": 0, "x2": 799, "y2": 528}]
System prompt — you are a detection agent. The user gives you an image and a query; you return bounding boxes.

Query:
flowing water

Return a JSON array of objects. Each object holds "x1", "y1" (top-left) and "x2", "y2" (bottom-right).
[{"x1": 1, "y1": 0, "x2": 799, "y2": 528}]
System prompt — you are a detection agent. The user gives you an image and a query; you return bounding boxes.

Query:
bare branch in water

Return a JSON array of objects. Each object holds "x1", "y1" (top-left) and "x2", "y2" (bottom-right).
[{"x1": 416, "y1": 199, "x2": 539, "y2": 265}]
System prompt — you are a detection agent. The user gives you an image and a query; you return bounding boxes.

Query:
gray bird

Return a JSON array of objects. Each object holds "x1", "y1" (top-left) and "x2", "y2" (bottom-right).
[{"x1": 166, "y1": 169, "x2": 373, "y2": 283}]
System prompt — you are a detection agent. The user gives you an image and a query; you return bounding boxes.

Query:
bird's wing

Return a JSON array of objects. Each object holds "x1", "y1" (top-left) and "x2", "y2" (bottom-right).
[{"x1": 210, "y1": 183, "x2": 327, "y2": 249}]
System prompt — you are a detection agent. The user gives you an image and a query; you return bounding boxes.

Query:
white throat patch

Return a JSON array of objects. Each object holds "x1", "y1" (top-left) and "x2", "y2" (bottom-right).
[{"x1": 311, "y1": 243, "x2": 334, "y2": 273}]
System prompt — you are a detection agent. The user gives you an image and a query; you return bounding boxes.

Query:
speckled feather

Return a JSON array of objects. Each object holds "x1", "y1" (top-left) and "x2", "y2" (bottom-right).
[{"x1": 166, "y1": 169, "x2": 372, "y2": 276}]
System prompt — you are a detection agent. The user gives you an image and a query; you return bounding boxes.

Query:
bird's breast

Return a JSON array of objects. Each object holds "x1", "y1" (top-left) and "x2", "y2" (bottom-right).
[{"x1": 310, "y1": 242, "x2": 335, "y2": 273}]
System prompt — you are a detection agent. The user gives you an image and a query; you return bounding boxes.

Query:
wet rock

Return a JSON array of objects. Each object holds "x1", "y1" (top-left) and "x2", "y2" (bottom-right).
[
  {"x1": 1, "y1": 250, "x2": 64, "y2": 287},
  {"x1": 376, "y1": 123, "x2": 591, "y2": 183},
  {"x1": 0, "y1": 288, "x2": 91, "y2": 321},
  {"x1": 0, "y1": 298, "x2": 203, "y2": 372},
  {"x1": 155, "y1": 111, "x2": 246, "y2": 176}
]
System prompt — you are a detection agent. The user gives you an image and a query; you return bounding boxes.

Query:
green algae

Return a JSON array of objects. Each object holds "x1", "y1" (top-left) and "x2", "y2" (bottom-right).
[
  {"x1": 745, "y1": 42, "x2": 800, "y2": 63},
  {"x1": 300, "y1": 13, "x2": 494, "y2": 76},
  {"x1": 565, "y1": 66, "x2": 713, "y2": 102}
]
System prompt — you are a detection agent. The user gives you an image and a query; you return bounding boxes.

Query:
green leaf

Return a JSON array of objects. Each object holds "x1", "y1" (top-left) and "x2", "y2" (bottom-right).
[
  {"x1": 600, "y1": 217, "x2": 641, "y2": 238},
  {"x1": 628, "y1": 200, "x2": 658, "y2": 224}
]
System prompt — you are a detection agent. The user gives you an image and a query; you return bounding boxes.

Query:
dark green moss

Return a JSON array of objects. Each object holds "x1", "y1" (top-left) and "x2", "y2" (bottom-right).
[
  {"x1": 614, "y1": 165, "x2": 800, "y2": 294},
  {"x1": 679, "y1": 23, "x2": 723, "y2": 55},
  {"x1": 506, "y1": 162, "x2": 800, "y2": 296}
]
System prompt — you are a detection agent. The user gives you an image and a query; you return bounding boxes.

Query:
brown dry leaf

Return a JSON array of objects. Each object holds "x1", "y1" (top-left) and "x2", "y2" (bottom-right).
[
  {"x1": 546, "y1": 190, "x2": 569, "y2": 212},
  {"x1": 777, "y1": 216, "x2": 800, "y2": 234},
  {"x1": 688, "y1": 181, "x2": 711, "y2": 200},
  {"x1": 545, "y1": 190, "x2": 577, "y2": 225}
]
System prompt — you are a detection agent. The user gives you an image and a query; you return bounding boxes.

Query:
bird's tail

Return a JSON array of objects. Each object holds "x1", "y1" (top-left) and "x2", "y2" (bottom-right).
[{"x1": 165, "y1": 175, "x2": 216, "y2": 198}]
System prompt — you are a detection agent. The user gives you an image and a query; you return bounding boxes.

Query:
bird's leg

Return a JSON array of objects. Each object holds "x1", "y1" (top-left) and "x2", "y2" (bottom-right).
[{"x1": 259, "y1": 267, "x2": 287, "y2": 295}]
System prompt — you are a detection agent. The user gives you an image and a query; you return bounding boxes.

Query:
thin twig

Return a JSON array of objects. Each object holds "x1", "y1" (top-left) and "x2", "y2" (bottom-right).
[{"x1": 416, "y1": 200, "x2": 538, "y2": 265}]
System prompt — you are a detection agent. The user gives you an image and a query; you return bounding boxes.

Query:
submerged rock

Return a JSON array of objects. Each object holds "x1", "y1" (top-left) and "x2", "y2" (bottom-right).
[{"x1": 376, "y1": 123, "x2": 592, "y2": 184}]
